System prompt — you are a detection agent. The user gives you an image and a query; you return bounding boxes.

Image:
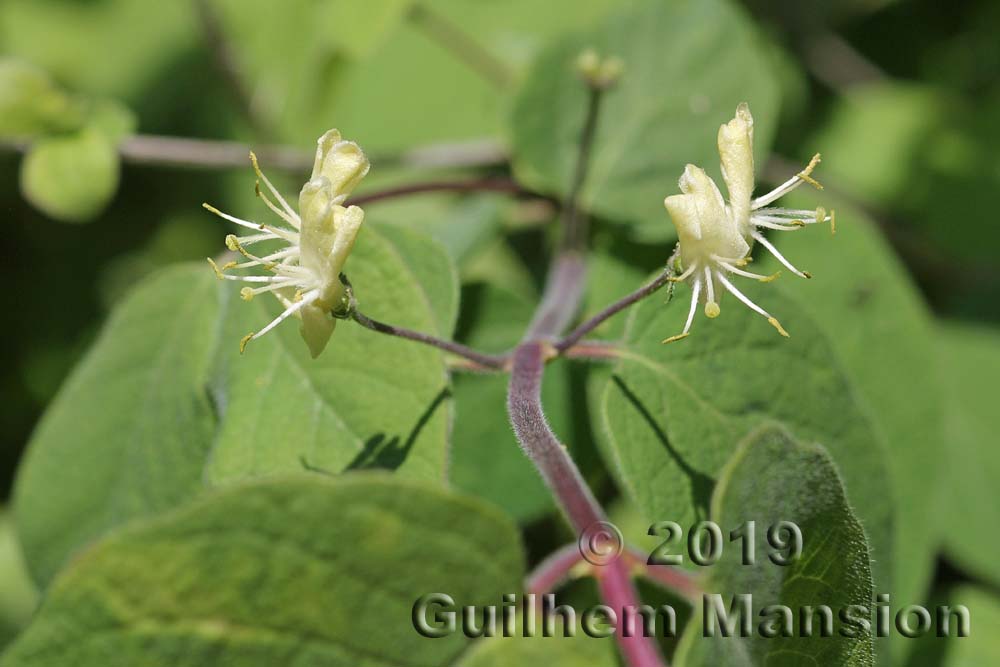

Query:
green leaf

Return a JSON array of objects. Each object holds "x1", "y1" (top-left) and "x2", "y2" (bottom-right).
[
  {"x1": 13, "y1": 266, "x2": 221, "y2": 587},
  {"x1": 206, "y1": 224, "x2": 456, "y2": 486},
  {"x1": 511, "y1": 0, "x2": 780, "y2": 240},
  {"x1": 455, "y1": 632, "x2": 618, "y2": 666},
  {"x1": 759, "y1": 203, "x2": 944, "y2": 608},
  {"x1": 20, "y1": 126, "x2": 119, "y2": 223},
  {"x1": 674, "y1": 426, "x2": 875, "y2": 667},
  {"x1": 597, "y1": 284, "x2": 893, "y2": 599},
  {"x1": 936, "y1": 323, "x2": 1000, "y2": 588},
  {"x1": 937, "y1": 587, "x2": 1000, "y2": 666},
  {"x1": 367, "y1": 192, "x2": 507, "y2": 270},
  {"x1": 0, "y1": 58, "x2": 83, "y2": 138},
  {"x1": 1, "y1": 475, "x2": 525, "y2": 667},
  {"x1": 373, "y1": 222, "x2": 460, "y2": 337},
  {"x1": 15, "y1": 224, "x2": 458, "y2": 588}
]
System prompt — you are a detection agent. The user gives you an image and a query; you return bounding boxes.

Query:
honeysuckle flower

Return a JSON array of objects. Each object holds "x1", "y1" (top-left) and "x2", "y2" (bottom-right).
[
  {"x1": 662, "y1": 103, "x2": 833, "y2": 343},
  {"x1": 204, "y1": 129, "x2": 370, "y2": 358}
]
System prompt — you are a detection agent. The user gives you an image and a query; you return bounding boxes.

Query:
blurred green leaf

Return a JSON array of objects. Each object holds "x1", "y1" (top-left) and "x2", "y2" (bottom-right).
[
  {"x1": 759, "y1": 202, "x2": 944, "y2": 609},
  {"x1": 511, "y1": 0, "x2": 781, "y2": 240},
  {"x1": 20, "y1": 126, "x2": 119, "y2": 223},
  {"x1": 597, "y1": 285, "x2": 893, "y2": 601},
  {"x1": 455, "y1": 632, "x2": 618, "y2": 666},
  {"x1": 206, "y1": 224, "x2": 456, "y2": 486},
  {"x1": 14, "y1": 266, "x2": 221, "y2": 587},
  {"x1": 87, "y1": 98, "x2": 138, "y2": 143},
  {"x1": 936, "y1": 323, "x2": 1000, "y2": 588},
  {"x1": 210, "y1": 0, "x2": 623, "y2": 148},
  {"x1": 0, "y1": 512, "x2": 37, "y2": 649},
  {"x1": 320, "y1": 0, "x2": 413, "y2": 59},
  {"x1": 1, "y1": 474, "x2": 525, "y2": 667},
  {"x1": 0, "y1": 58, "x2": 83, "y2": 139},
  {"x1": 0, "y1": 0, "x2": 196, "y2": 99},
  {"x1": 675, "y1": 426, "x2": 874, "y2": 667},
  {"x1": 811, "y1": 83, "x2": 944, "y2": 205},
  {"x1": 368, "y1": 192, "x2": 507, "y2": 270},
  {"x1": 937, "y1": 587, "x2": 1000, "y2": 666}
]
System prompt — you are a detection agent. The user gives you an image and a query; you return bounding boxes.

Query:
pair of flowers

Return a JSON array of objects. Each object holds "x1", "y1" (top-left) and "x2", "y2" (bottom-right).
[{"x1": 207, "y1": 103, "x2": 830, "y2": 357}]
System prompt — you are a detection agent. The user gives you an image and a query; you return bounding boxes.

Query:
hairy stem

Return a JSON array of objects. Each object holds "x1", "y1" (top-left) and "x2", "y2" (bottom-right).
[
  {"x1": 625, "y1": 549, "x2": 702, "y2": 602},
  {"x1": 350, "y1": 310, "x2": 507, "y2": 370},
  {"x1": 508, "y1": 343, "x2": 665, "y2": 666},
  {"x1": 525, "y1": 543, "x2": 585, "y2": 596},
  {"x1": 561, "y1": 340, "x2": 620, "y2": 361},
  {"x1": 555, "y1": 268, "x2": 673, "y2": 352}
]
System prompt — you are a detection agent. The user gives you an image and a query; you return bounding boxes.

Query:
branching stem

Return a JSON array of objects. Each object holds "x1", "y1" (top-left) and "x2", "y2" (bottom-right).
[
  {"x1": 506, "y1": 80, "x2": 667, "y2": 666},
  {"x1": 555, "y1": 268, "x2": 673, "y2": 352}
]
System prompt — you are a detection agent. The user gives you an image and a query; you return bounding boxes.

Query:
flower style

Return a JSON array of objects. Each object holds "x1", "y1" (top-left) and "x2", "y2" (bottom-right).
[
  {"x1": 662, "y1": 102, "x2": 833, "y2": 343},
  {"x1": 205, "y1": 130, "x2": 370, "y2": 358}
]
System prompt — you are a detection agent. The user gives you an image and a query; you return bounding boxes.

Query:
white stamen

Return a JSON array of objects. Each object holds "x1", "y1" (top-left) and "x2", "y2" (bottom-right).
[
  {"x1": 255, "y1": 182, "x2": 302, "y2": 230},
  {"x1": 203, "y1": 204, "x2": 266, "y2": 231},
  {"x1": 715, "y1": 272, "x2": 771, "y2": 319},
  {"x1": 682, "y1": 278, "x2": 702, "y2": 335},
  {"x1": 704, "y1": 266, "x2": 716, "y2": 304},
  {"x1": 219, "y1": 274, "x2": 291, "y2": 283},
  {"x1": 234, "y1": 232, "x2": 281, "y2": 246},
  {"x1": 751, "y1": 175, "x2": 805, "y2": 209},
  {"x1": 250, "y1": 289, "x2": 320, "y2": 341},
  {"x1": 751, "y1": 219, "x2": 806, "y2": 231},
  {"x1": 751, "y1": 231, "x2": 811, "y2": 279},
  {"x1": 755, "y1": 207, "x2": 823, "y2": 220},
  {"x1": 715, "y1": 259, "x2": 779, "y2": 282},
  {"x1": 671, "y1": 261, "x2": 699, "y2": 282},
  {"x1": 250, "y1": 153, "x2": 299, "y2": 225},
  {"x1": 245, "y1": 280, "x2": 300, "y2": 297}
]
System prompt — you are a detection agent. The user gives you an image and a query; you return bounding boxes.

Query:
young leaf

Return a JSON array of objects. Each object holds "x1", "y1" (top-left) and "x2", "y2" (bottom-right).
[
  {"x1": 674, "y1": 426, "x2": 875, "y2": 667},
  {"x1": 511, "y1": 0, "x2": 780, "y2": 241},
  {"x1": 20, "y1": 126, "x2": 119, "y2": 223},
  {"x1": 0, "y1": 58, "x2": 83, "y2": 138},
  {"x1": 597, "y1": 285, "x2": 893, "y2": 601},
  {"x1": 1, "y1": 475, "x2": 525, "y2": 667}
]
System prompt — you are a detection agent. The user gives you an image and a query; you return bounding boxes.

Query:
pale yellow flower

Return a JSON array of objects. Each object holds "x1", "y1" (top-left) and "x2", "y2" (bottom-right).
[
  {"x1": 663, "y1": 103, "x2": 833, "y2": 343},
  {"x1": 205, "y1": 129, "x2": 370, "y2": 357}
]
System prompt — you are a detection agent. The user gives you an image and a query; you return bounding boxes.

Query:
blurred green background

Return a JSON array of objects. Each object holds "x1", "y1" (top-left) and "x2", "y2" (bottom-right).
[{"x1": 1, "y1": 0, "x2": 999, "y2": 662}]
